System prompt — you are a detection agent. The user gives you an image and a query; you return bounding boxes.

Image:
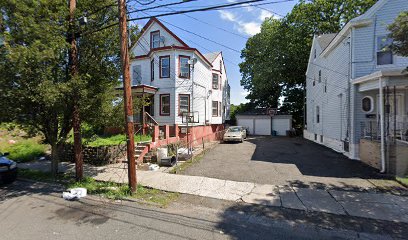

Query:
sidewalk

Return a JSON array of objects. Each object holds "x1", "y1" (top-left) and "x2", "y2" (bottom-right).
[{"x1": 18, "y1": 161, "x2": 408, "y2": 223}]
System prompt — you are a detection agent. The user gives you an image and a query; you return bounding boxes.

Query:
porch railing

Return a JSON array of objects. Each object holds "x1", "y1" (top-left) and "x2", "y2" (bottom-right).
[{"x1": 361, "y1": 120, "x2": 408, "y2": 142}]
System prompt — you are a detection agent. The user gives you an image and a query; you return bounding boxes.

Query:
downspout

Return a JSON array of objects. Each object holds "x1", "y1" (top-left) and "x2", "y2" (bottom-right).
[{"x1": 379, "y1": 77, "x2": 386, "y2": 173}]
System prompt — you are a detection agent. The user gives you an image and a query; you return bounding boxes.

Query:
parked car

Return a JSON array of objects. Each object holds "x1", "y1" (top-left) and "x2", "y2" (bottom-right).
[
  {"x1": 223, "y1": 126, "x2": 246, "y2": 143},
  {"x1": 0, "y1": 152, "x2": 17, "y2": 184}
]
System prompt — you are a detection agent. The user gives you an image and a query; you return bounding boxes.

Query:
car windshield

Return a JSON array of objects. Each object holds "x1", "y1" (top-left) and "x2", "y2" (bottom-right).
[{"x1": 227, "y1": 127, "x2": 241, "y2": 132}]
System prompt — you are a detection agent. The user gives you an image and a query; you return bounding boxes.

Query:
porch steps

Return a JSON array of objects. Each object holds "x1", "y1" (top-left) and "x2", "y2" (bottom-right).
[{"x1": 121, "y1": 141, "x2": 151, "y2": 164}]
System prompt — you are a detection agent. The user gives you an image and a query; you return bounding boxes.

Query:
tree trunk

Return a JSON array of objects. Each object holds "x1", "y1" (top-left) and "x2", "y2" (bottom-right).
[{"x1": 50, "y1": 143, "x2": 59, "y2": 178}]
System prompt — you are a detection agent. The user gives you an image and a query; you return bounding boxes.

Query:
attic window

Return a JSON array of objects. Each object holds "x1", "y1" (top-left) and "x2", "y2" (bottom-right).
[{"x1": 151, "y1": 31, "x2": 160, "y2": 49}]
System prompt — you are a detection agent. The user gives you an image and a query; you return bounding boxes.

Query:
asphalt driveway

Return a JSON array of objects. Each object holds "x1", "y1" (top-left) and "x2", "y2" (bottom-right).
[{"x1": 183, "y1": 136, "x2": 404, "y2": 192}]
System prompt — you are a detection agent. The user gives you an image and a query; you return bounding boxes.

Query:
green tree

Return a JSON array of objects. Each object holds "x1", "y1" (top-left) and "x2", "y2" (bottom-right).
[
  {"x1": 389, "y1": 11, "x2": 408, "y2": 57},
  {"x1": 239, "y1": 0, "x2": 377, "y2": 128},
  {"x1": 0, "y1": 0, "x2": 123, "y2": 175}
]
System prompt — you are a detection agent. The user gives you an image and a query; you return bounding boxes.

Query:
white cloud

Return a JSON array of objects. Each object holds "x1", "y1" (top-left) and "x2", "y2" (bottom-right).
[
  {"x1": 259, "y1": 10, "x2": 273, "y2": 21},
  {"x1": 240, "y1": 90, "x2": 249, "y2": 97},
  {"x1": 218, "y1": 10, "x2": 261, "y2": 36}
]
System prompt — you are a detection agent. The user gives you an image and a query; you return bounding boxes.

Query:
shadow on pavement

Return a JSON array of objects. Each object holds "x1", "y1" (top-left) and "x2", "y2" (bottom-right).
[{"x1": 247, "y1": 136, "x2": 388, "y2": 179}]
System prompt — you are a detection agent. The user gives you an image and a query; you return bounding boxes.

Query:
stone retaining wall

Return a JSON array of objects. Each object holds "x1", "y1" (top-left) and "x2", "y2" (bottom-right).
[{"x1": 58, "y1": 144, "x2": 126, "y2": 166}]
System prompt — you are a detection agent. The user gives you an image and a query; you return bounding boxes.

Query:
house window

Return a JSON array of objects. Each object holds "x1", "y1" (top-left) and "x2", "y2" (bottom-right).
[
  {"x1": 362, "y1": 96, "x2": 373, "y2": 113},
  {"x1": 151, "y1": 59, "x2": 154, "y2": 81},
  {"x1": 212, "y1": 101, "x2": 218, "y2": 116},
  {"x1": 313, "y1": 76, "x2": 316, "y2": 86},
  {"x1": 159, "y1": 56, "x2": 170, "y2": 78},
  {"x1": 320, "y1": 135, "x2": 323, "y2": 143},
  {"x1": 160, "y1": 94, "x2": 170, "y2": 116},
  {"x1": 132, "y1": 65, "x2": 141, "y2": 85},
  {"x1": 179, "y1": 94, "x2": 190, "y2": 116},
  {"x1": 318, "y1": 70, "x2": 322, "y2": 83},
  {"x1": 219, "y1": 76, "x2": 222, "y2": 90},
  {"x1": 179, "y1": 56, "x2": 190, "y2": 78},
  {"x1": 150, "y1": 31, "x2": 160, "y2": 49},
  {"x1": 212, "y1": 73, "x2": 219, "y2": 89},
  {"x1": 314, "y1": 49, "x2": 317, "y2": 59},
  {"x1": 324, "y1": 77, "x2": 327, "y2": 93},
  {"x1": 377, "y1": 36, "x2": 393, "y2": 65},
  {"x1": 316, "y1": 106, "x2": 320, "y2": 123},
  {"x1": 220, "y1": 60, "x2": 222, "y2": 73},
  {"x1": 219, "y1": 102, "x2": 222, "y2": 117}
]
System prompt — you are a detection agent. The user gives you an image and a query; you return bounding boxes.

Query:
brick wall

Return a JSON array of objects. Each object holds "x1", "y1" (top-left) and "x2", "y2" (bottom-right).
[{"x1": 359, "y1": 139, "x2": 381, "y2": 170}]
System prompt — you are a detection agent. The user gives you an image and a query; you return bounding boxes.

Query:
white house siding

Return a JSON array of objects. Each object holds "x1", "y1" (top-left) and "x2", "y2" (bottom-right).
[
  {"x1": 305, "y1": 34, "x2": 350, "y2": 154},
  {"x1": 129, "y1": 19, "x2": 229, "y2": 127},
  {"x1": 209, "y1": 53, "x2": 228, "y2": 124},
  {"x1": 306, "y1": 0, "x2": 408, "y2": 159}
]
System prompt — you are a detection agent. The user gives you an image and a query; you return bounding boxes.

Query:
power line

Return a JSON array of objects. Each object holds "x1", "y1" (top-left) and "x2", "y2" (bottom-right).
[{"x1": 127, "y1": 0, "x2": 198, "y2": 14}]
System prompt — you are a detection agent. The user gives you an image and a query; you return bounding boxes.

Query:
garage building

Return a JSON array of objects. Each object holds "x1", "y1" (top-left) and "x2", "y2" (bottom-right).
[{"x1": 236, "y1": 111, "x2": 292, "y2": 136}]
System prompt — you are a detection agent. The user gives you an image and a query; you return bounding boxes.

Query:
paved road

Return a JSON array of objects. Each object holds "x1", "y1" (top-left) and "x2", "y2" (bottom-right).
[
  {"x1": 183, "y1": 137, "x2": 404, "y2": 192},
  {"x1": 1, "y1": 180, "x2": 406, "y2": 240}
]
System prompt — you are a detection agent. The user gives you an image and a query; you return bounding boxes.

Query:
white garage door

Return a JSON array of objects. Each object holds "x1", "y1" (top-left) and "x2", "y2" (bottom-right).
[
  {"x1": 254, "y1": 119, "x2": 271, "y2": 135},
  {"x1": 272, "y1": 118, "x2": 290, "y2": 136},
  {"x1": 237, "y1": 118, "x2": 254, "y2": 135}
]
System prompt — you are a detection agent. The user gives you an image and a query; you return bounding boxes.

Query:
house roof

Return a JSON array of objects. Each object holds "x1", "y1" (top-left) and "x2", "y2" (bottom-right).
[
  {"x1": 316, "y1": 33, "x2": 337, "y2": 50},
  {"x1": 203, "y1": 52, "x2": 221, "y2": 63},
  {"x1": 131, "y1": 17, "x2": 213, "y2": 67}
]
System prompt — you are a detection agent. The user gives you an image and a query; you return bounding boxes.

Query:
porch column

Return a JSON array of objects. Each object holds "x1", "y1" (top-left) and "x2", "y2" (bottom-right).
[
  {"x1": 379, "y1": 77, "x2": 386, "y2": 173},
  {"x1": 142, "y1": 91, "x2": 146, "y2": 135},
  {"x1": 152, "y1": 125, "x2": 159, "y2": 143}
]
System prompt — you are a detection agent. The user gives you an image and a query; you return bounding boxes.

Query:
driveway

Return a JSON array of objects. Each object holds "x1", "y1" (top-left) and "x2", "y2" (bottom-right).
[{"x1": 183, "y1": 137, "x2": 405, "y2": 192}]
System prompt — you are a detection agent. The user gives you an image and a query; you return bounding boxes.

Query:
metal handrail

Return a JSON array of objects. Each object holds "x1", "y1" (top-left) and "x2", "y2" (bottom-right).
[{"x1": 145, "y1": 112, "x2": 159, "y2": 126}]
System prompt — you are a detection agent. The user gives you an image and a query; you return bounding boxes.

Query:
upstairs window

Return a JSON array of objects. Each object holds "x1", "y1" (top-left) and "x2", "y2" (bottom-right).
[
  {"x1": 316, "y1": 106, "x2": 320, "y2": 123},
  {"x1": 179, "y1": 94, "x2": 190, "y2": 115},
  {"x1": 150, "y1": 59, "x2": 154, "y2": 81},
  {"x1": 324, "y1": 77, "x2": 327, "y2": 93},
  {"x1": 160, "y1": 56, "x2": 170, "y2": 78},
  {"x1": 212, "y1": 101, "x2": 218, "y2": 116},
  {"x1": 132, "y1": 65, "x2": 141, "y2": 85},
  {"x1": 179, "y1": 56, "x2": 190, "y2": 78},
  {"x1": 220, "y1": 60, "x2": 222, "y2": 73},
  {"x1": 377, "y1": 36, "x2": 393, "y2": 65},
  {"x1": 318, "y1": 70, "x2": 322, "y2": 83},
  {"x1": 160, "y1": 94, "x2": 170, "y2": 116},
  {"x1": 150, "y1": 31, "x2": 160, "y2": 49},
  {"x1": 212, "y1": 73, "x2": 219, "y2": 89},
  {"x1": 219, "y1": 102, "x2": 222, "y2": 117},
  {"x1": 314, "y1": 49, "x2": 317, "y2": 59},
  {"x1": 362, "y1": 96, "x2": 373, "y2": 113},
  {"x1": 313, "y1": 76, "x2": 316, "y2": 86}
]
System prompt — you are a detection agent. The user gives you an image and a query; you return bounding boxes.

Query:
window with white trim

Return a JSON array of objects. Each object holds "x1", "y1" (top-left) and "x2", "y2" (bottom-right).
[
  {"x1": 212, "y1": 73, "x2": 219, "y2": 89},
  {"x1": 212, "y1": 101, "x2": 218, "y2": 116},
  {"x1": 316, "y1": 106, "x2": 320, "y2": 123},
  {"x1": 362, "y1": 96, "x2": 373, "y2": 113},
  {"x1": 377, "y1": 36, "x2": 393, "y2": 65}
]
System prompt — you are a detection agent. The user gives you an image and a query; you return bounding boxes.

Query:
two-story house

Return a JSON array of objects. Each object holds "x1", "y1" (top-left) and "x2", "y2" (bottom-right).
[
  {"x1": 129, "y1": 17, "x2": 230, "y2": 133},
  {"x1": 305, "y1": 0, "x2": 408, "y2": 176}
]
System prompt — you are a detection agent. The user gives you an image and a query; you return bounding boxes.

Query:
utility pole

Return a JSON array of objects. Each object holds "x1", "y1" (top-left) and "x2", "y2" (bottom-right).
[
  {"x1": 118, "y1": 0, "x2": 137, "y2": 192},
  {"x1": 69, "y1": 0, "x2": 83, "y2": 181}
]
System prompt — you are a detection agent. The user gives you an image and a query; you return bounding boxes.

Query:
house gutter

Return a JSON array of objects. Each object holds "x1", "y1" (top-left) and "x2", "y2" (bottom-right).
[{"x1": 379, "y1": 77, "x2": 386, "y2": 173}]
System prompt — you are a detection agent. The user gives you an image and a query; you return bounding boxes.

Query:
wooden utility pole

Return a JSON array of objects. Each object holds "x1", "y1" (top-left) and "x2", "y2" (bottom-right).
[
  {"x1": 118, "y1": 0, "x2": 137, "y2": 192},
  {"x1": 69, "y1": 0, "x2": 83, "y2": 181}
]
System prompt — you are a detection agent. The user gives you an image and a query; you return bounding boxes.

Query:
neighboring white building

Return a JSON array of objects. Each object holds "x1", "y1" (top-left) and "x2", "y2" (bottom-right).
[
  {"x1": 305, "y1": 0, "x2": 408, "y2": 175},
  {"x1": 129, "y1": 17, "x2": 230, "y2": 127}
]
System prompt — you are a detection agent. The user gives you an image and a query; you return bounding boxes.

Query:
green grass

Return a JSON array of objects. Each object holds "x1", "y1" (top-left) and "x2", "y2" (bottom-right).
[
  {"x1": 0, "y1": 124, "x2": 48, "y2": 163},
  {"x1": 396, "y1": 176, "x2": 408, "y2": 186},
  {"x1": 169, "y1": 152, "x2": 205, "y2": 174},
  {"x1": 2, "y1": 139, "x2": 47, "y2": 162},
  {"x1": 68, "y1": 177, "x2": 178, "y2": 206},
  {"x1": 67, "y1": 134, "x2": 151, "y2": 147},
  {"x1": 18, "y1": 168, "x2": 70, "y2": 182}
]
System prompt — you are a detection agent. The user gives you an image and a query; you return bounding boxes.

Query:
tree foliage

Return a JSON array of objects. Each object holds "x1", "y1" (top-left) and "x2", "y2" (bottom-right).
[
  {"x1": 239, "y1": 0, "x2": 377, "y2": 128},
  {"x1": 389, "y1": 11, "x2": 408, "y2": 57},
  {"x1": 0, "y1": 0, "x2": 128, "y2": 174}
]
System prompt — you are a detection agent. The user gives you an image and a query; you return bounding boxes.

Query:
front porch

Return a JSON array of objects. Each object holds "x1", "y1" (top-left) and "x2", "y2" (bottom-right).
[{"x1": 353, "y1": 68, "x2": 408, "y2": 177}]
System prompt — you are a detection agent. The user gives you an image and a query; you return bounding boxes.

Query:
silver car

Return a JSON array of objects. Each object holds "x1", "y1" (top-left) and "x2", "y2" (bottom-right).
[{"x1": 223, "y1": 126, "x2": 247, "y2": 143}]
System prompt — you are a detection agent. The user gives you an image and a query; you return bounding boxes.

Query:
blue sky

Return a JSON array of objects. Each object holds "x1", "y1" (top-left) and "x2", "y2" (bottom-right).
[{"x1": 130, "y1": 0, "x2": 299, "y2": 105}]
